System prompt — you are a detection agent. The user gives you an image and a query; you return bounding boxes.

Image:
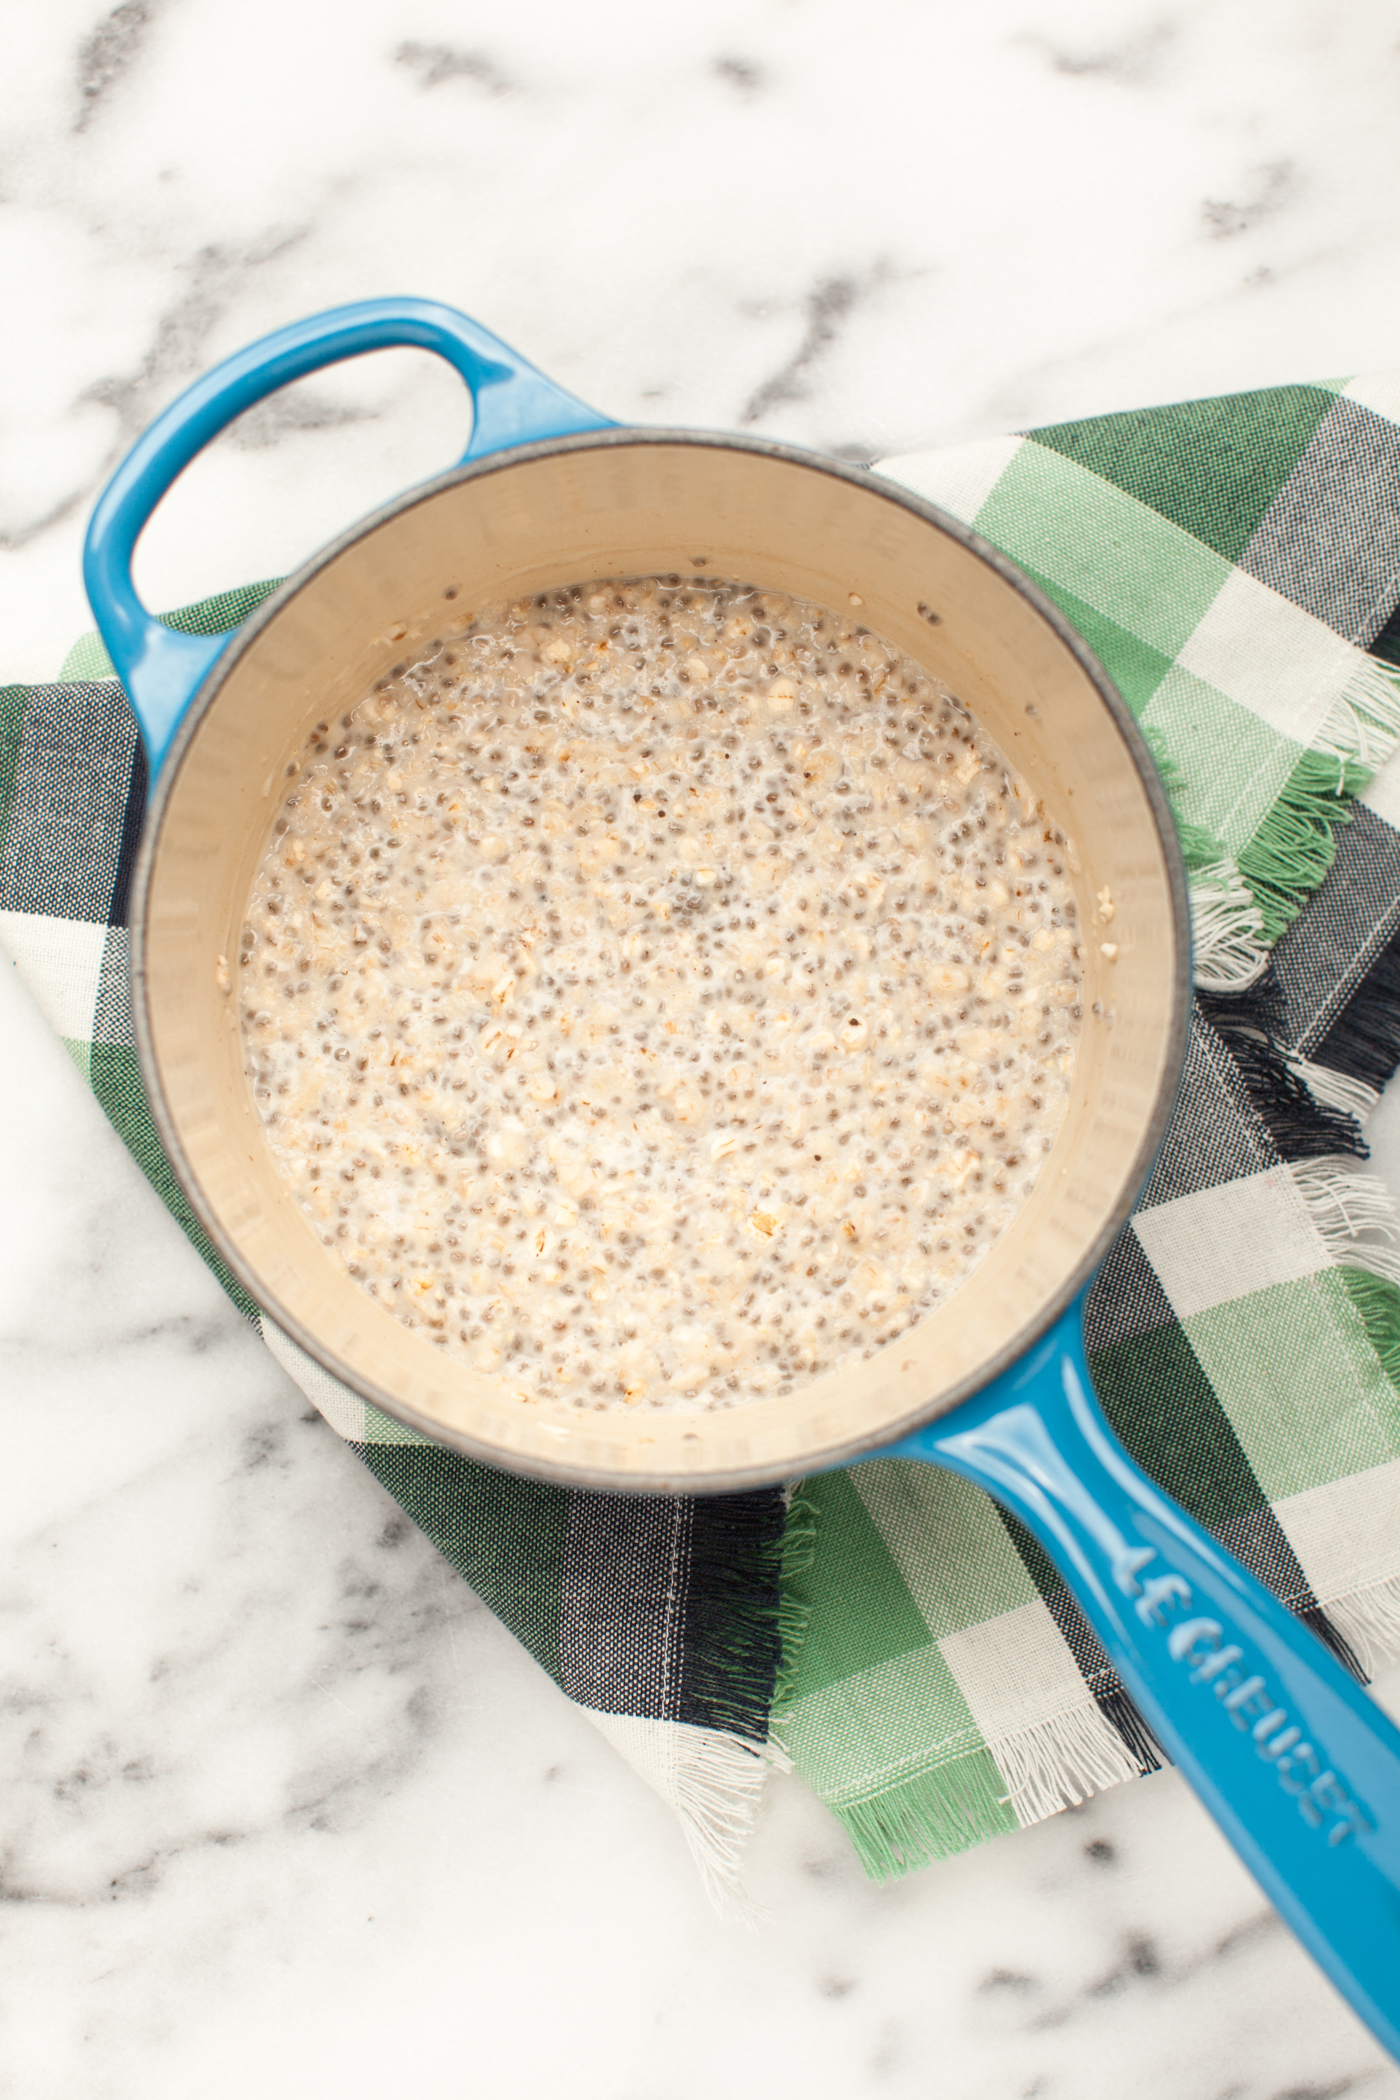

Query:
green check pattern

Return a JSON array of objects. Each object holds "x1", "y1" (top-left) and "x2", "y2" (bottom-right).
[
  {"x1": 6, "y1": 367, "x2": 1400, "y2": 1886},
  {"x1": 886, "y1": 378, "x2": 1400, "y2": 961},
  {"x1": 776, "y1": 373, "x2": 1400, "y2": 1873}
]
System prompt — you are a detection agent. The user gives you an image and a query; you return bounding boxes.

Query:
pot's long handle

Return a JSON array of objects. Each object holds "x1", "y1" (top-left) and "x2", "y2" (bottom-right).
[
  {"x1": 874, "y1": 1299, "x2": 1400, "y2": 2061},
  {"x1": 82, "y1": 297, "x2": 614, "y2": 774}
]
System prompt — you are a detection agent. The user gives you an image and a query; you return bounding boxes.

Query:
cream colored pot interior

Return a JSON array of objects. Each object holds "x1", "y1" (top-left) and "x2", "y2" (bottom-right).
[{"x1": 136, "y1": 437, "x2": 1186, "y2": 1492}]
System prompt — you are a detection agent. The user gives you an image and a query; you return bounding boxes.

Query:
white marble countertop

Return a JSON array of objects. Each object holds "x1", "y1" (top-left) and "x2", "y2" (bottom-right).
[{"x1": 5, "y1": 3, "x2": 1400, "y2": 2093}]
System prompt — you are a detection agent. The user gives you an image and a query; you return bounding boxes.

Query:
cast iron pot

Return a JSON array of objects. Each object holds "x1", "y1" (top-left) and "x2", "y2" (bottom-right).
[{"x1": 83, "y1": 299, "x2": 1400, "y2": 2054}]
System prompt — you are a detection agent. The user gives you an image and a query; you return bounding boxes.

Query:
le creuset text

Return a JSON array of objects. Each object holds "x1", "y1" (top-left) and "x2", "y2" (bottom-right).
[{"x1": 1111, "y1": 1543, "x2": 1374, "y2": 1848}]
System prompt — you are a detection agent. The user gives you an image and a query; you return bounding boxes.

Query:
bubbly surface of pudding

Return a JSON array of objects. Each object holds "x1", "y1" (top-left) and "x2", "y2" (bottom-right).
[{"x1": 238, "y1": 578, "x2": 1082, "y2": 1412}]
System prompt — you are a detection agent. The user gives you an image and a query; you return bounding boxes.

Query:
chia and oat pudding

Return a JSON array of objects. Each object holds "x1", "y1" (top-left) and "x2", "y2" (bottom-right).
[{"x1": 237, "y1": 577, "x2": 1083, "y2": 1413}]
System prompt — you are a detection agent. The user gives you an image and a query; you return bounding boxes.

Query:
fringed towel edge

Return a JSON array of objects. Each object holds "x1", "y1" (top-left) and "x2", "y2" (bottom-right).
[
  {"x1": 581, "y1": 1484, "x2": 820, "y2": 1916},
  {"x1": 1190, "y1": 859, "x2": 1272, "y2": 993},
  {"x1": 1288, "y1": 1056, "x2": 1381, "y2": 1124},
  {"x1": 1238, "y1": 750, "x2": 1360, "y2": 945},
  {"x1": 1314, "y1": 650, "x2": 1400, "y2": 774},
  {"x1": 990, "y1": 1697, "x2": 1142, "y2": 1825},
  {"x1": 1200, "y1": 983, "x2": 1370, "y2": 1162},
  {"x1": 1321, "y1": 1574, "x2": 1400, "y2": 1681},
  {"x1": 1153, "y1": 654, "x2": 1400, "y2": 983},
  {"x1": 681, "y1": 1491, "x2": 796, "y2": 1746},
  {"x1": 1138, "y1": 731, "x2": 1272, "y2": 995},
  {"x1": 572, "y1": 1489, "x2": 812, "y2": 1916},
  {"x1": 1311, "y1": 925, "x2": 1400, "y2": 1085},
  {"x1": 831, "y1": 1746, "x2": 1017, "y2": 1882},
  {"x1": 1338, "y1": 1268, "x2": 1400, "y2": 1389},
  {"x1": 769, "y1": 1488, "x2": 819, "y2": 1741},
  {"x1": 580, "y1": 1708, "x2": 772, "y2": 1921},
  {"x1": 1228, "y1": 655, "x2": 1400, "y2": 949},
  {"x1": 1289, "y1": 1156, "x2": 1400, "y2": 1290}
]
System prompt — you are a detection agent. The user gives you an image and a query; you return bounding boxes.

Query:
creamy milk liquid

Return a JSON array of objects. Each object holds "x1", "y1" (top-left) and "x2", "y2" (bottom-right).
[{"x1": 238, "y1": 578, "x2": 1083, "y2": 1413}]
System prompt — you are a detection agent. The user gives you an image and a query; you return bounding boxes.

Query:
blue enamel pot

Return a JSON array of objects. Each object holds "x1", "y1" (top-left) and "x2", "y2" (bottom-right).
[{"x1": 83, "y1": 299, "x2": 1400, "y2": 2055}]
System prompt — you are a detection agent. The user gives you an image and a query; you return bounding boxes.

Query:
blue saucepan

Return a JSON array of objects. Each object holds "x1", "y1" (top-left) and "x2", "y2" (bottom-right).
[{"x1": 83, "y1": 299, "x2": 1400, "y2": 2055}]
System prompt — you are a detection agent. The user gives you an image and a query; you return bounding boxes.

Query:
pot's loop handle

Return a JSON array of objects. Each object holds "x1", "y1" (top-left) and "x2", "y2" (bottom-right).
[
  {"x1": 872, "y1": 1299, "x2": 1400, "y2": 2061},
  {"x1": 82, "y1": 297, "x2": 615, "y2": 775}
]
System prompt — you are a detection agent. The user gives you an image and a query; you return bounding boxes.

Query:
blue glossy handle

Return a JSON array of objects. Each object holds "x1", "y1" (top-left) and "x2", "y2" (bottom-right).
[
  {"x1": 82, "y1": 296, "x2": 615, "y2": 775},
  {"x1": 875, "y1": 1299, "x2": 1400, "y2": 2060}
]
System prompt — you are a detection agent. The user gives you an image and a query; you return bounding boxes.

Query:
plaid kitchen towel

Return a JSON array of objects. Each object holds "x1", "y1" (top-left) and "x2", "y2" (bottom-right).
[
  {"x1": 776, "y1": 376, "x2": 1400, "y2": 1874},
  {"x1": 6, "y1": 370, "x2": 1400, "y2": 1893},
  {"x1": 2, "y1": 590, "x2": 790, "y2": 1904}
]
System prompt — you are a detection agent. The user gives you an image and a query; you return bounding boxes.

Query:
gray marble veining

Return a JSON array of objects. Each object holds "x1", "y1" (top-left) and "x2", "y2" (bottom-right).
[{"x1": 5, "y1": 2, "x2": 1400, "y2": 2093}]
